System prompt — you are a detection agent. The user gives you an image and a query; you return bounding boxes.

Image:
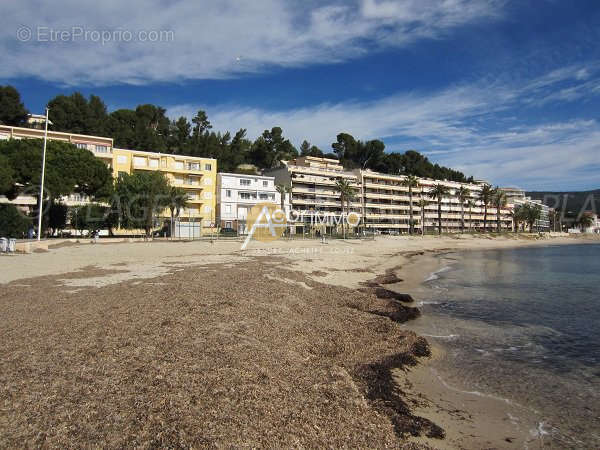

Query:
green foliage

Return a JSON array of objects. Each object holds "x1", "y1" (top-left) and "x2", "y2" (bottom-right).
[
  {"x1": 0, "y1": 139, "x2": 113, "y2": 200},
  {"x1": 249, "y1": 127, "x2": 298, "y2": 169},
  {"x1": 478, "y1": 184, "x2": 494, "y2": 231},
  {"x1": 167, "y1": 186, "x2": 189, "y2": 219},
  {"x1": 0, "y1": 204, "x2": 30, "y2": 238},
  {"x1": 0, "y1": 85, "x2": 29, "y2": 126},
  {"x1": 71, "y1": 204, "x2": 108, "y2": 234},
  {"x1": 578, "y1": 213, "x2": 594, "y2": 230},
  {"x1": 48, "y1": 92, "x2": 108, "y2": 135},
  {"x1": 428, "y1": 184, "x2": 450, "y2": 234},
  {"x1": 15, "y1": 88, "x2": 474, "y2": 181},
  {"x1": 0, "y1": 154, "x2": 14, "y2": 194},
  {"x1": 114, "y1": 171, "x2": 171, "y2": 237},
  {"x1": 527, "y1": 189, "x2": 599, "y2": 218},
  {"x1": 47, "y1": 201, "x2": 68, "y2": 235},
  {"x1": 334, "y1": 178, "x2": 357, "y2": 237},
  {"x1": 521, "y1": 203, "x2": 542, "y2": 231},
  {"x1": 493, "y1": 187, "x2": 507, "y2": 232},
  {"x1": 299, "y1": 140, "x2": 324, "y2": 157}
]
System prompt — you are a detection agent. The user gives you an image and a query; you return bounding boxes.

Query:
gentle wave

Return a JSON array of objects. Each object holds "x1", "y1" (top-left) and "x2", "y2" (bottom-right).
[
  {"x1": 424, "y1": 265, "x2": 452, "y2": 282},
  {"x1": 422, "y1": 333, "x2": 460, "y2": 340}
]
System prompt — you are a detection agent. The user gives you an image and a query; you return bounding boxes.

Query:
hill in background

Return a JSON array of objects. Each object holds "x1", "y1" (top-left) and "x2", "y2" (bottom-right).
[{"x1": 527, "y1": 189, "x2": 599, "y2": 217}]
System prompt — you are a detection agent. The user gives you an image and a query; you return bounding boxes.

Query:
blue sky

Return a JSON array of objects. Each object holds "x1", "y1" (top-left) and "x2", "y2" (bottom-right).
[{"x1": 2, "y1": 0, "x2": 600, "y2": 190}]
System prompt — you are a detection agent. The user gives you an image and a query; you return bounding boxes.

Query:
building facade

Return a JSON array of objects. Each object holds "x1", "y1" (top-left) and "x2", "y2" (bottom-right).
[
  {"x1": 267, "y1": 156, "x2": 362, "y2": 234},
  {"x1": 0, "y1": 124, "x2": 217, "y2": 231},
  {"x1": 216, "y1": 173, "x2": 287, "y2": 233},
  {"x1": 500, "y1": 187, "x2": 551, "y2": 232},
  {"x1": 268, "y1": 156, "x2": 513, "y2": 234},
  {"x1": 359, "y1": 170, "x2": 512, "y2": 233}
]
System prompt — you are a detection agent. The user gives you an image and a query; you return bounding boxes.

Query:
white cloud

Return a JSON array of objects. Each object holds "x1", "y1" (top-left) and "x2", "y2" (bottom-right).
[
  {"x1": 1, "y1": 0, "x2": 502, "y2": 85},
  {"x1": 168, "y1": 66, "x2": 600, "y2": 190}
]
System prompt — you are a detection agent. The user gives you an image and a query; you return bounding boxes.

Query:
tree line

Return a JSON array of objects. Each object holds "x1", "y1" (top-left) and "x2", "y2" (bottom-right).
[
  {"x1": 0, "y1": 85, "x2": 473, "y2": 181},
  {"x1": 0, "y1": 137, "x2": 189, "y2": 239}
]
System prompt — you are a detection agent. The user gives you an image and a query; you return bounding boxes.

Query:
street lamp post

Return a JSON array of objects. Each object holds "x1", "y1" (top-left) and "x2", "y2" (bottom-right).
[{"x1": 37, "y1": 107, "x2": 49, "y2": 241}]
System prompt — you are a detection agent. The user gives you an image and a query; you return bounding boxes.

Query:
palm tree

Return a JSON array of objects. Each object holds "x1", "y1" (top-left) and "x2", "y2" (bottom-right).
[
  {"x1": 578, "y1": 213, "x2": 594, "y2": 232},
  {"x1": 334, "y1": 178, "x2": 356, "y2": 238},
  {"x1": 465, "y1": 199, "x2": 475, "y2": 231},
  {"x1": 168, "y1": 186, "x2": 189, "y2": 238},
  {"x1": 493, "y1": 188, "x2": 507, "y2": 233},
  {"x1": 456, "y1": 186, "x2": 470, "y2": 232},
  {"x1": 553, "y1": 210, "x2": 562, "y2": 232},
  {"x1": 275, "y1": 184, "x2": 292, "y2": 213},
  {"x1": 478, "y1": 184, "x2": 494, "y2": 232},
  {"x1": 401, "y1": 175, "x2": 419, "y2": 235},
  {"x1": 276, "y1": 184, "x2": 292, "y2": 236},
  {"x1": 523, "y1": 203, "x2": 542, "y2": 232},
  {"x1": 417, "y1": 198, "x2": 427, "y2": 236},
  {"x1": 428, "y1": 184, "x2": 450, "y2": 235},
  {"x1": 509, "y1": 205, "x2": 524, "y2": 232}
]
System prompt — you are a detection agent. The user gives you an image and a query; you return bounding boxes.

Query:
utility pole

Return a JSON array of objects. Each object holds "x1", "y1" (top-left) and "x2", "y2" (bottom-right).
[{"x1": 37, "y1": 107, "x2": 49, "y2": 241}]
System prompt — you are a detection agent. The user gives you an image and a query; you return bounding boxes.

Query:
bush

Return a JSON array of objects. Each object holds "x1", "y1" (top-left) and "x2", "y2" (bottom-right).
[{"x1": 0, "y1": 204, "x2": 31, "y2": 238}]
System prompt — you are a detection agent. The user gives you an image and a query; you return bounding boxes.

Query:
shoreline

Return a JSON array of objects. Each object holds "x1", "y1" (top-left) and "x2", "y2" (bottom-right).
[
  {"x1": 0, "y1": 234, "x2": 598, "y2": 447},
  {"x1": 391, "y1": 249, "x2": 543, "y2": 449},
  {"x1": 389, "y1": 237, "x2": 598, "y2": 448}
]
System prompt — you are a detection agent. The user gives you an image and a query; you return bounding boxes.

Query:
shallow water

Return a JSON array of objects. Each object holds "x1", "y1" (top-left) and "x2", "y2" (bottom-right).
[{"x1": 409, "y1": 244, "x2": 600, "y2": 448}]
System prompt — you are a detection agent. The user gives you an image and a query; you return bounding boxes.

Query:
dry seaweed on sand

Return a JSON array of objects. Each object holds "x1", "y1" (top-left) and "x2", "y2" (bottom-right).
[{"x1": 0, "y1": 259, "x2": 439, "y2": 448}]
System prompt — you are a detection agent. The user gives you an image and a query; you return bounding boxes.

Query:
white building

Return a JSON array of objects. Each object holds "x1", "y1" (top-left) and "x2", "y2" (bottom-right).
[{"x1": 216, "y1": 173, "x2": 288, "y2": 233}]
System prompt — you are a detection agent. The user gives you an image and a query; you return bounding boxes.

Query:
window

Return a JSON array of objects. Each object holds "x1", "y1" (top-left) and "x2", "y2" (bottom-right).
[
  {"x1": 161, "y1": 159, "x2": 167, "y2": 168},
  {"x1": 240, "y1": 178, "x2": 252, "y2": 186},
  {"x1": 75, "y1": 143, "x2": 87, "y2": 150},
  {"x1": 149, "y1": 159, "x2": 159, "y2": 168},
  {"x1": 117, "y1": 155, "x2": 128, "y2": 164},
  {"x1": 204, "y1": 163, "x2": 212, "y2": 171},
  {"x1": 95, "y1": 145, "x2": 108, "y2": 153},
  {"x1": 204, "y1": 205, "x2": 212, "y2": 213},
  {"x1": 226, "y1": 190, "x2": 232, "y2": 198},
  {"x1": 174, "y1": 176, "x2": 183, "y2": 184},
  {"x1": 259, "y1": 193, "x2": 268, "y2": 200},
  {"x1": 239, "y1": 192, "x2": 256, "y2": 200},
  {"x1": 225, "y1": 221, "x2": 232, "y2": 228},
  {"x1": 203, "y1": 192, "x2": 212, "y2": 199},
  {"x1": 187, "y1": 162, "x2": 200, "y2": 171},
  {"x1": 174, "y1": 160, "x2": 184, "y2": 170},
  {"x1": 133, "y1": 156, "x2": 146, "y2": 167},
  {"x1": 203, "y1": 177, "x2": 212, "y2": 185},
  {"x1": 263, "y1": 180, "x2": 269, "y2": 187},
  {"x1": 225, "y1": 204, "x2": 232, "y2": 213}
]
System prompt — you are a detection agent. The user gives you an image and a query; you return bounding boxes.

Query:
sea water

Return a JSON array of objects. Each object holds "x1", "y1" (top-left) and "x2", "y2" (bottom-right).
[{"x1": 410, "y1": 244, "x2": 600, "y2": 448}]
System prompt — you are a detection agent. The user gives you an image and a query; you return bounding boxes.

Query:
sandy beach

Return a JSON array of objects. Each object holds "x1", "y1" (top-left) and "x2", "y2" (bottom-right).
[{"x1": 1, "y1": 233, "x2": 597, "y2": 448}]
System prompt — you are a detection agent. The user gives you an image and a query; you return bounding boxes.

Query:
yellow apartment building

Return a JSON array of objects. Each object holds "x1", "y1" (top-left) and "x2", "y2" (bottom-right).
[{"x1": 0, "y1": 124, "x2": 217, "y2": 233}]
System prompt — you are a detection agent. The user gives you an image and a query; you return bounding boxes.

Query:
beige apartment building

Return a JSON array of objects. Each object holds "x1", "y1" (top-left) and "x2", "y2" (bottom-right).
[
  {"x1": 359, "y1": 170, "x2": 512, "y2": 233},
  {"x1": 0, "y1": 124, "x2": 217, "y2": 232},
  {"x1": 268, "y1": 156, "x2": 513, "y2": 234},
  {"x1": 267, "y1": 156, "x2": 362, "y2": 233}
]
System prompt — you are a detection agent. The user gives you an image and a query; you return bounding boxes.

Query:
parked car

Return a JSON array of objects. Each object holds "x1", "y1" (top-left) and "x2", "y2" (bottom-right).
[{"x1": 219, "y1": 228, "x2": 237, "y2": 236}]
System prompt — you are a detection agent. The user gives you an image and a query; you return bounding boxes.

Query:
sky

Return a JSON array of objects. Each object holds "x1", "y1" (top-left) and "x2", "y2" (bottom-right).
[{"x1": 2, "y1": 0, "x2": 600, "y2": 191}]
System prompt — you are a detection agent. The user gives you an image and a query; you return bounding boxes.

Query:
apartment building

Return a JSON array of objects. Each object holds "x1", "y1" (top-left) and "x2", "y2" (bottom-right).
[
  {"x1": 267, "y1": 156, "x2": 362, "y2": 233},
  {"x1": 359, "y1": 170, "x2": 513, "y2": 233},
  {"x1": 267, "y1": 156, "x2": 513, "y2": 234},
  {"x1": 0, "y1": 124, "x2": 217, "y2": 231},
  {"x1": 500, "y1": 187, "x2": 550, "y2": 232},
  {"x1": 216, "y1": 173, "x2": 287, "y2": 233}
]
